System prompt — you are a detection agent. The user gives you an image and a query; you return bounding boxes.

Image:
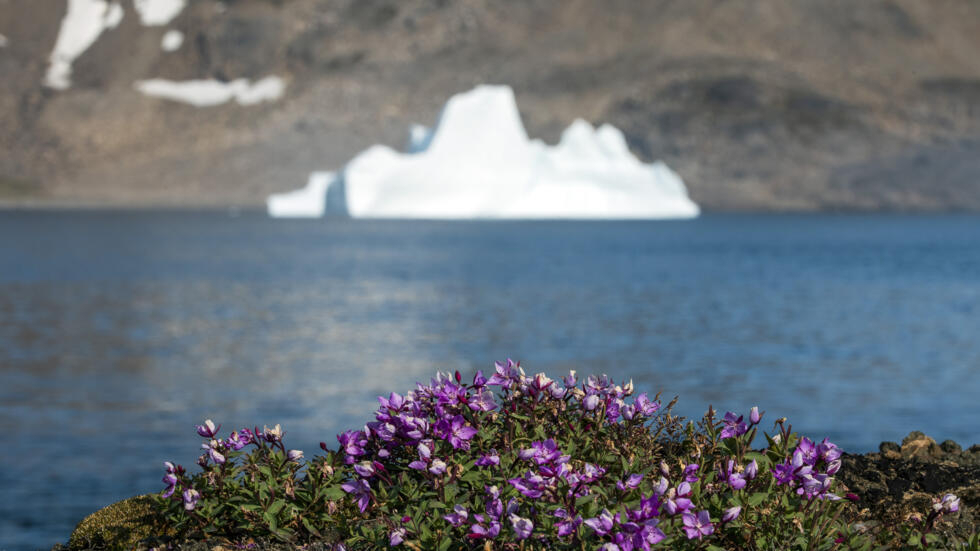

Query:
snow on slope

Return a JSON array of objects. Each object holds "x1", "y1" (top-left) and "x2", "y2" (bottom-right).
[
  {"x1": 45, "y1": 0, "x2": 124, "y2": 90},
  {"x1": 268, "y1": 85, "x2": 699, "y2": 220},
  {"x1": 133, "y1": 0, "x2": 186, "y2": 26},
  {"x1": 161, "y1": 29, "x2": 183, "y2": 51},
  {"x1": 134, "y1": 76, "x2": 286, "y2": 106}
]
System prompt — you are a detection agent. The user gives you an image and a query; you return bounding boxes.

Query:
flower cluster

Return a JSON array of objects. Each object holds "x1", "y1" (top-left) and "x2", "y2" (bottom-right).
[
  {"x1": 153, "y1": 362, "x2": 968, "y2": 550},
  {"x1": 770, "y1": 436, "x2": 842, "y2": 500}
]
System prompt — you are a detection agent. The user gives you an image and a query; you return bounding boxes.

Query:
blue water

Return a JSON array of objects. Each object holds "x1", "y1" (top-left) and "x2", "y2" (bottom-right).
[{"x1": 1, "y1": 211, "x2": 979, "y2": 550}]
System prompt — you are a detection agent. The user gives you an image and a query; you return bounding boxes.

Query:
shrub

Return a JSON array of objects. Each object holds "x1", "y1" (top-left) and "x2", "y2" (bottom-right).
[{"x1": 155, "y1": 361, "x2": 973, "y2": 550}]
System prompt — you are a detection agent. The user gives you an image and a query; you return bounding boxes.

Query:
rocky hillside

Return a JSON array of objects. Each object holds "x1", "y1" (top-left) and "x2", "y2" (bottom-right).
[{"x1": 1, "y1": 0, "x2": 979, "y2": 210}]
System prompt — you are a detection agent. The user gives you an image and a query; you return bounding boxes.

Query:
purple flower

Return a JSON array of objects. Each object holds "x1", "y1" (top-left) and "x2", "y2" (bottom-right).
[
  {"x1": 635, "y1": 393, "x2": 660, "y2": 416},
  {"x1": 226, "y1": 430, "x2": 250, "y2": 450},
  {"x1": 201, "y1": 440, "x2": 226, "y2": 465},
  {"x1": 354, "y1": 461, "x2": 376, "y2": 478},
  {"x1": 797, "y1": 437, "x2": 818, "y2": 464},
  {"x1": 720, "y1": 412, "x2": 747, "y2": 439},
  {"x1": 723, "y1": 506, "x2": 742, "y2": 522},
  {"x1": 941, "y1": 493, "x2": 960, "y2": 513},
  {"x1": 584, "y1": 509, "x2": 618, "y2": 536},
  {"x1": 182, "y1": 488, "x2": 200, "y2": 511},
  {"x1": 563, "y1": 371, "x2": 578, "y2": 387},
  {"x1": 683, "y1": 463, "x2": 700, "y2": 483},
  {"x1": 469, "y1": 519, "x2": 501, "y2": 539},
  {"x1": 287, "y1": 449, "x2": 304, "y2": 462},
  {"x1": 553, "y1": 509, "x2": 583, "y2": 537},
  {"x1": 750, "y1": 406, "x2": 762, "y2": 425},
  {"x1": 261, "y1": 424, "x2": 283, "y2": 443},
  {"x1": 616, "y1": 473, "x2": 644, "y2": 491},
  {"x1": 437, "y1": 415, "x2": 478, "y2": 450},
  {"x1": 682, "y1": 510, "x2": 714, "y2": 540},
  {"x1": 583, "y1": 393, "x2": 600, "y2": 411},
  {"x1": 509, "y1": 514, "x2": 533, "y2": 540},
  {"x1": 745, "y1": 459, "x2": 759, "y2": 480},
  {"x1": 428, "y1": 458, "x2": 447, "y2": 475},
  {"x1": 389, "y1": 528, "x2": 406, "y2": 546},
  {"x1": 817, "y1": 438, "x2": 842, "y2": 463},
  {"x1": 341, "y1": 478, "x2": 372, "y2": 513},
  {"x1": 196, "y1": 419, "x2": 219, "y2": 438},
  {"x1": 487, "y1": 359, "x2": 522, "y2": 387},
  {"x1": 468, "y1": 390, "x2": 497, "y2": 412},
  {"x1": 508, "y1": 471, "x2": 546, "y2": 498},
  {"x1": 337, "y1": 430, "x2": 368, "y2": 462},
  {"x1": 720, "y1": 460, "x2": 746, "y2": 490},
  {"x1": 475, "y1": 450, "x2": 500, "y2": 467},
  {"x1": 472, "y1": 370, "x2": 488, "y2": 387},
  {"x1": 162, "y1": 467, "x2": 179, "y2": 498},
  {"x1": 665, "y1": 482, "x2": 693, "y2": 515},
  {"x1": 443, "y1": 505, "x2": 469, "y2": 527},
  {"x1": 378, "y1": 392, "x2": 405, "y2": 412},
  {"x1": 606, "y1": 400, "x2": 621, "y2": 423},
  {"x1": 519, "y1": 439, "x2": 563, "y2": 465}
]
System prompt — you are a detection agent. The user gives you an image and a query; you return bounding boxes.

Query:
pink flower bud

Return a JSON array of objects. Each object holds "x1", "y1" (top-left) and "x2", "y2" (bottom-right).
[{"x1": 723, "y1": 506, "x2": 742, "y2": 522}]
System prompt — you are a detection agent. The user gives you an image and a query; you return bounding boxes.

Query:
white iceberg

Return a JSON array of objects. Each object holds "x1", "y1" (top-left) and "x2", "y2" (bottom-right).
[
  {"x1": 267, "y1": 85, "x2": 699, "y2": 219},
  {"x1": 267, "y1": 172, "x2": 334, "y2": 218}
]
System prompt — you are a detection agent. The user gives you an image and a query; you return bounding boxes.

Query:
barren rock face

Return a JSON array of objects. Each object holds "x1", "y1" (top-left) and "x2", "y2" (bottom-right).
[
  {"x1": 839, "y1": 433, "x2": 980, "y2": 541},
  {"x1": 2, "y1": 0, "x2": 979, "y2": 210}
]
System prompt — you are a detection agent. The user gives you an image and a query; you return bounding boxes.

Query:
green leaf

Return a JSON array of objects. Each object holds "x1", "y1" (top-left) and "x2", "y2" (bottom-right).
[
  {"x1": 301, "y1": 516, "x2": 322, "y2": 537},
  {"x1": 444, "y1": 483, "x2": 458, "y2": 504},
  {"x1": 263, "y1": 510, "x2": 278, "y2": 532},
  {"x1": 747, "y1": 492, "x2": 769, "y2": 506},
  {"x1": 267, "y1": 499, "x2": 286, "y2": 516},
  {"x1": 324, "y1": 485, "x2": 345, "y2": 500}
]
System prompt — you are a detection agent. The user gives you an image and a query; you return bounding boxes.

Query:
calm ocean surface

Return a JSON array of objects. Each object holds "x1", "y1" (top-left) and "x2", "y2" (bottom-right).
[{"x1": 1, "y1": 211, "x2": 979, "y2": 549}]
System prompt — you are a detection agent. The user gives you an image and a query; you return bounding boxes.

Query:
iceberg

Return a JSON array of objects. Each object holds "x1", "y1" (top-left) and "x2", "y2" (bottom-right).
[
  {"x1": 267, "y1": 172, "x2": 334, "y2": 218},
  {"x1": 266, "y1": 85, "x2": 699, "y2": 219}
]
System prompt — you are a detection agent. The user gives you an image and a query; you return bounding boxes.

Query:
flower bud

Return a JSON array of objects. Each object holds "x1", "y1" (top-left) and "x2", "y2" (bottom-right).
[
  {"x1": 287, "y1": 449, "x2": 304, "y2": 462},
  {"x1": 196, "y1": 419, "x2": 219, "y2": 438},
  {"x1": 723, "y1": 506, "x2": 742, "y2": 522},
  {"x1": 182, "y1": 488, "x2": 200, "y2": 511},
  {"x1": 941, "y1": 493, "x2": 960, "y2": 513},
  {"x1": 750, "y1": 406, "x2": 762, "y2": 425},
  {"x1": 659, "y1": 461, "x2": 670, "y2": 477},
  {"x1": 263, "y1": 424, "x2": 283, "y2": 442},
  {"x1": 745, "y1": 459, "x2": 758, "y2": 480}
]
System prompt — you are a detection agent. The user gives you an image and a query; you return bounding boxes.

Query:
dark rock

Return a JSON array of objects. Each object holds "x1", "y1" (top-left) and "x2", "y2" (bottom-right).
[{"x1": 942, "y1": 440, "x2": 963, "y2": 454}]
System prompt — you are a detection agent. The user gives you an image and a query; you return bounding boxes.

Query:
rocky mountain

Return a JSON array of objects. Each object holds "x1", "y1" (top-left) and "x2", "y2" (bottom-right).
[{"x1": 1, "y1": 0, "x2": 979, "y2": 210}]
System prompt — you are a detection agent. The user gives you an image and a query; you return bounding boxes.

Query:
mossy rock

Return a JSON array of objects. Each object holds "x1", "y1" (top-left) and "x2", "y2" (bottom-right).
[{"x1": 69, "y1": 494, "x2": 168, "y2": 551}]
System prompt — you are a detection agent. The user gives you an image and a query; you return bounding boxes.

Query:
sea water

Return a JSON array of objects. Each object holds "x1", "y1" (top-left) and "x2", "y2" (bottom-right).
[{"x1": 1, "y1": 211, "x2": 978, "y2": 549}]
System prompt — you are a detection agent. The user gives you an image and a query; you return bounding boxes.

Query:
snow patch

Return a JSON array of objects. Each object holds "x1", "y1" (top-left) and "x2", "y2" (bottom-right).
[
  {"x1": 45, "y1": 0, "x2": 124, "y2": 90},
  {"x1": 134, "y1": 76, "x2": 285, "y2": 107},
  {"x1": 266, "y1": 172, "x2": 334, "y2": 218},
  {"x1": 161, "y1": 29, "x2": 183, "y2": 51},
  {"x1": 267, "y1": 85, "x2": 700, "y2": 220},
  {"x1": 133, "y1": 0, "x2": 186, "y2": 26}
]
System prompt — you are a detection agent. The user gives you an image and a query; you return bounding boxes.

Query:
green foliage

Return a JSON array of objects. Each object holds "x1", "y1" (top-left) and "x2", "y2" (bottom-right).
[{"x1": 151, "y1": 368, "x2": 972, "y2": 550}]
